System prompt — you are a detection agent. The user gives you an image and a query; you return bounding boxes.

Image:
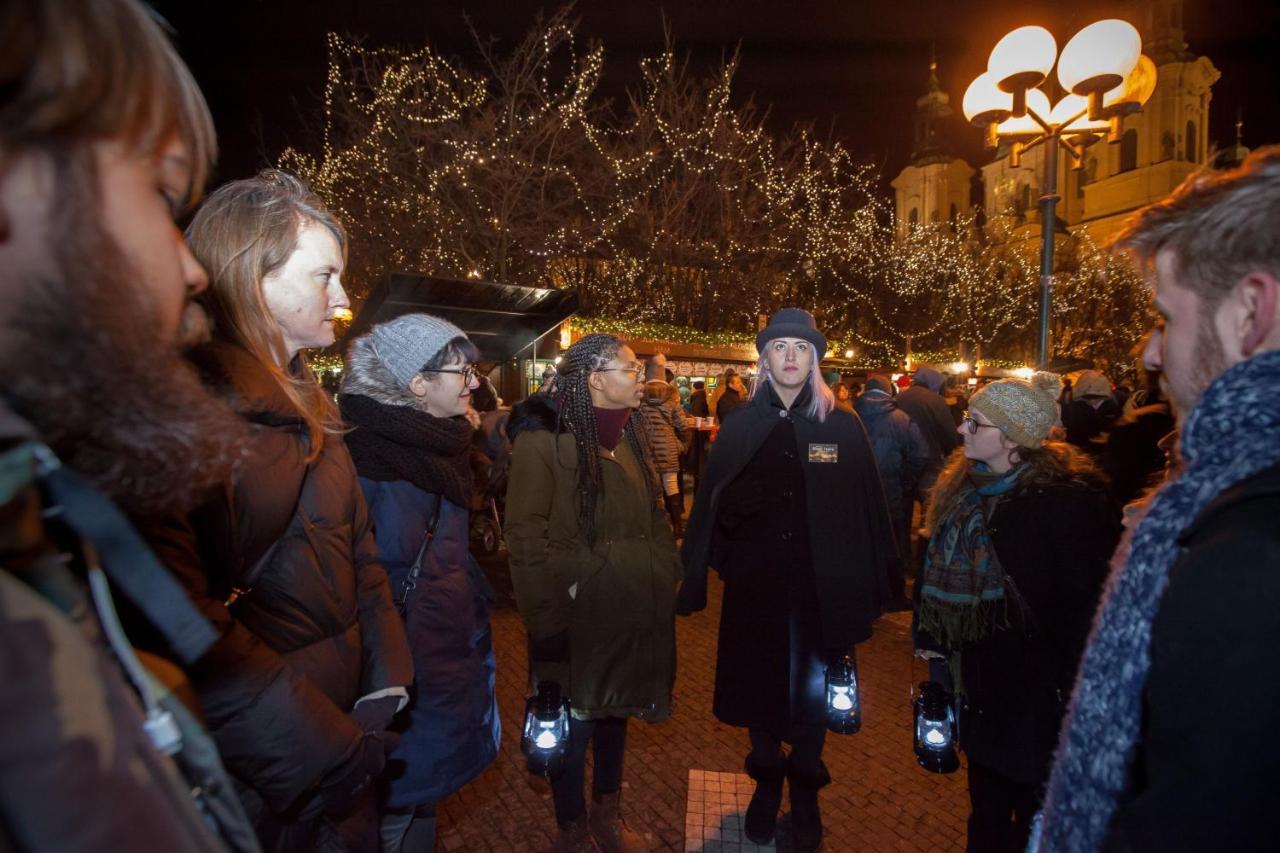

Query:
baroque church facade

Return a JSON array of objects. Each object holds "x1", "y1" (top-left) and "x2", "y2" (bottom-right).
[{"x1": 892, "y1": 0, "x2": 1239, "y2": 246}]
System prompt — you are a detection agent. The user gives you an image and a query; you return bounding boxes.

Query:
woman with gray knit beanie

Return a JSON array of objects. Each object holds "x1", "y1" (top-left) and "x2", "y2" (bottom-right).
[
  {"x1": 340, "y1": 313, "x2": 500, "y2": 852},
  {"x1": 915, "y1": 373, "x2": 1121, "y2": 853}
]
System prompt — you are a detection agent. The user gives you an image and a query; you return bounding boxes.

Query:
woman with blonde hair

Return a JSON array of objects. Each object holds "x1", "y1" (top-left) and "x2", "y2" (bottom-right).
[
  {"x1": 915, "y1": 374, "x2": 1119, "y2": 853},
  {"x1": 151, "y1": 170, "x2": 412, "y2": 853}
]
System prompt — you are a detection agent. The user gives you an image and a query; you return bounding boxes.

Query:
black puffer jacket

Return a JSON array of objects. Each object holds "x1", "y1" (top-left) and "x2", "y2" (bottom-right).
[
  {"x1": 143, "y1": 342, "x2": 412, "y2": 816},
  {"x1": 855, "y1": 391, "x2": 930, "y2": 520}
]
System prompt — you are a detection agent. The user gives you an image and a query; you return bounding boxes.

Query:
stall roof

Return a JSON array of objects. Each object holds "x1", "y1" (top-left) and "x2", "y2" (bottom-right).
[{"x1": 346, "y1": 273, "x2": 579, "y2": 361}]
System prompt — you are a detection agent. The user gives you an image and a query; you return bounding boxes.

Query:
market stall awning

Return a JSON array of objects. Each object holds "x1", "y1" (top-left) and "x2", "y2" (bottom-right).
[{"x1": 346, "y1": 273, "x2": 579, "y2": 361}]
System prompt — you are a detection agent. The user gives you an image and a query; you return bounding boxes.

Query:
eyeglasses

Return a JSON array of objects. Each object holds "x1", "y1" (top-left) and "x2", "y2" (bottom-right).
[
  {"x1": 422, "y1": 365, "x2": 478, "y2": 385},
  {"x1": 961, "y1": 414, "x2": 1004, "y2": 435},
  {"x1": 594, "y1": 362, "x2": 645, "y2": 378}
]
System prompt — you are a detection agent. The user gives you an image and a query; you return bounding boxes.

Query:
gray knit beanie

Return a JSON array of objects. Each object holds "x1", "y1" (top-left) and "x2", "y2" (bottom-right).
[
  {"x1": 968, "y1": 372, "x2": 1063, "y2": 449},
  {"x1": 368, "y1": 313, "x2": 467, "y2": 387}
]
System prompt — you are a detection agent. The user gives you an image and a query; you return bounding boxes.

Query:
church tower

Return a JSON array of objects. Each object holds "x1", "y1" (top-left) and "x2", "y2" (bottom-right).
[{"x1": 892, "y1": 50, "x2": 975, "y2": 240}]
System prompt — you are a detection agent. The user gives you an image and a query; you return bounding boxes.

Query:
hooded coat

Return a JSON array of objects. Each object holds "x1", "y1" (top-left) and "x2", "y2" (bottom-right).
[
  {"x1": 855, "y1": 391, "x2": 930, "y2": 521},
  {"x1": 896, "y1": 368, "x2": 960, "y2": 477},
  {"x1": 338, "y1": 340, "x2": 500, "y2": 809},
  {"x1": 679, "y1": 385, "x2": 895, "y2": 729},
  {"x1": 143, "y1": 341, "x2": 412, "y2": 819},
  {"x1": 504, "y1": 395, "x2": 680, "y2": 721},
  {"x1": 640, "y1": 380, "x2": 689, "y2": 475}
]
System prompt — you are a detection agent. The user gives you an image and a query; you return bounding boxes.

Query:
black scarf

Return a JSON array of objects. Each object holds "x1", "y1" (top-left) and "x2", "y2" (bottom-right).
[{"x1": 339, "y1": 393, "x2": 474, "y2": 508}]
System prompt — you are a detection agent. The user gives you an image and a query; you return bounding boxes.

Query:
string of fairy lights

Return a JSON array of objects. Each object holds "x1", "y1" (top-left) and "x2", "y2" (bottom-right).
[{"x1": 281, "y1": 13, "x2": 1149, "y2": 374}]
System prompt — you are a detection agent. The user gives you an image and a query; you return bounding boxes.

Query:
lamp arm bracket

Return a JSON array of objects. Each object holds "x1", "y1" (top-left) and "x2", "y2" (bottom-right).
[
  {"x1": 1056, "y1": 109, "x2": 1088, "y2": 134},
  {"x1": 1027, "y1": 106, "x2": 1053, "y2": 135}
]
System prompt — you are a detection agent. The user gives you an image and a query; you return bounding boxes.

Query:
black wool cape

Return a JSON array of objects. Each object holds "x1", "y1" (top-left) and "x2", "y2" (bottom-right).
[{"x1": 679, "y1": 389, "x2": 896, "y2": 652}]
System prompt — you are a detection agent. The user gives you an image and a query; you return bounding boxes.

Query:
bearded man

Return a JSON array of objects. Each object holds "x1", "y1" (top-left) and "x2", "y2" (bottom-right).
[
  {"x1": 0, "y1": 1, "x2": 252, "y2": 849},
  {"x1": 1033, "y1": 148, "x2": 1280, "y2": 852}
]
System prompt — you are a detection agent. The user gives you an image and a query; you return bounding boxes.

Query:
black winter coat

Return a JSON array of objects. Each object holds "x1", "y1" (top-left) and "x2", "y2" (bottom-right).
[
  {"x1": 143, "y1": 343, "x2": 412, "y2": 817},
  {"x1": 680, "y1": 386, "x2": 895, "y2": 729},
  {"x1": 896, "y1": 385, "x2": 959, "y2": 478},
  {"x1": 855, "y1": 392, "x2": 930, "y2": 520},
  {"x1": 921, "y1": 477, "x2": 1119, "y2": 784},
  {"x1": 1104, "y1": 462, "x2": 1280, "y2": 852},
  {"x1": 715, "y1": 387, "x2": 747, "y2": 422}
]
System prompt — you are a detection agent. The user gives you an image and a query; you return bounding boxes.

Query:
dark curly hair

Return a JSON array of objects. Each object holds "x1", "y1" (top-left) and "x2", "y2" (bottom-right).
[{"x1": 553, "y1": 333, "x2": 660, "y2": 545}]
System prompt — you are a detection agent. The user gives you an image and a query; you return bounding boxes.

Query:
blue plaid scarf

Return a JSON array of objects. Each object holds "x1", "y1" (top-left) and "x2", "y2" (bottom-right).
[
  {"x1": 918, "y1": 462, "x2": 1025, "y2": 649},
  {"x1": 1032, "y1": 349, "x2": 1280, "y2": 851}
]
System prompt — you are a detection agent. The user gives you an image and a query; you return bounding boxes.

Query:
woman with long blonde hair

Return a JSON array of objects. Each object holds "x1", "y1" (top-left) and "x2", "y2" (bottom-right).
[
  {"x1": 915, "y1": 374, "x2": 1119, "y2": 853},
  {"x1": 153, "y1": 170, "x2": 412, "y2": 853}
]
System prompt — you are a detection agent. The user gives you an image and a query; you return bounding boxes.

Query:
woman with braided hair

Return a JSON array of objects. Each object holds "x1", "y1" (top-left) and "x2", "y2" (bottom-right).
[{"x1": 506, "y1": 333, "x2": 680, "y2": 853}]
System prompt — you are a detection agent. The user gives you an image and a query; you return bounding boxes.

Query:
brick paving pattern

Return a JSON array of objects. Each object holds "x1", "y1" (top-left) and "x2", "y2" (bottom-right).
[{"x1": 435, "y1": 566, "x2": 970, "y2": 852}]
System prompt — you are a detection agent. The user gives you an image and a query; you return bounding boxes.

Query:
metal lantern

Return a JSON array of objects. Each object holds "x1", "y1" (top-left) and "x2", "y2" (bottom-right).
[
  {"x1": 825, "y1": 654, "x2": 862, "y2": 735},
  {"x1": 521, "y1": 681, "x2": 571, "y2": 777},
  {"x1": 913, "y1": 681, "x2": 960, "y2": 774}
]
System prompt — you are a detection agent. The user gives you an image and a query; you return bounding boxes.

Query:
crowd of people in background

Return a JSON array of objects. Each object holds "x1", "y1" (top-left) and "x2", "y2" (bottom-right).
[{"x1": 3, "y1": 2, "x2": 1280, "y2": 853}]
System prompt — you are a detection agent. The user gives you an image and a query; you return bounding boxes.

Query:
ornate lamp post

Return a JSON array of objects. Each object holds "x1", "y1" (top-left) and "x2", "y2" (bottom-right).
[{"x1": 962, "y1": 20, "x2": 1157, "y2": 368}]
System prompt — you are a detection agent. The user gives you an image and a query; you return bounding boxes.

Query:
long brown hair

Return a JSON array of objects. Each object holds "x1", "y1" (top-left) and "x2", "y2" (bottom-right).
[
  {"x1": 185, "y1": 170, "x2": 346, "y2": 460},
  {"x1": 924, "y1": 441, "x2": 1105, "y2": 535}
]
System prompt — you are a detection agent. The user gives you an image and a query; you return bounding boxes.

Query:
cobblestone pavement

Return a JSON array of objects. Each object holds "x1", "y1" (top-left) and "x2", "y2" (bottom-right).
[{"x1": 436, "y1": 567, "x2": 970, "y2": 852}]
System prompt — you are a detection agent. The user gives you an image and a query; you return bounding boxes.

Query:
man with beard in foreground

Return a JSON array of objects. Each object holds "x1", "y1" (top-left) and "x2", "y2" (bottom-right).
[
  {"x1": 1033, "y1": 148, "x2": 1280, "y2": 852},
  {"x1": 0, "y1": 0, "x2": 254, "y2": 849}
]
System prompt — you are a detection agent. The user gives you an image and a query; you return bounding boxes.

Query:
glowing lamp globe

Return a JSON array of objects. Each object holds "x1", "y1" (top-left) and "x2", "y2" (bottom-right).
[
  {"x1": 1103, "y1": 54, "x2": 1158, "y2": 117},
  {"x1": 913, "y1": 681, "x2": 960, "y2": 774},
  {"x1": 962, "y1": 73, "x2": 1013, "y2": 127},
  {"x1": 995, "y1": 87, "x2": 1051, "y2": 138},
  {"x1": 1058, "y1": 19, "x2": 1142, "y2": 96},
  {"x1": 826, "y1": 655, "x2": 862, "y2": 735},
  {"x1": 1050, "y1": 94, "x2": 1110, "y2": 136},
  {"x1": 522, "y1": 681, "x2": 571, "y2": 777},
  {"x1": 988, "y1": 26, "x2": 1057, "y2": 93}
]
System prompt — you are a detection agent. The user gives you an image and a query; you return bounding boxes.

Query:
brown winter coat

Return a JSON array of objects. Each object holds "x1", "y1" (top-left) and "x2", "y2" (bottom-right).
[
  {"x1": 641, "y1": 380, "x2": 689, "y2": 474},
  {"x1": 504, "y1": 395, "x2": 680, "y2": 721}
]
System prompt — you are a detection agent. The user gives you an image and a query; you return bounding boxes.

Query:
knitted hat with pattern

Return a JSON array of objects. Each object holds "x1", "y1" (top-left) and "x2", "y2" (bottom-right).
[
  {"x1": 968, "y1": 372, "x2": 1063, "y2": 449},
  {"x1": 368, "y1": 313, "x2": 468, "y2": 387}
]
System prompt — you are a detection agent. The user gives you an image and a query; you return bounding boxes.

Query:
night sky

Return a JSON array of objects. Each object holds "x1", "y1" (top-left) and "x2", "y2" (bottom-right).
[{"x1": 152, "y1": 0, "x2": 1280, "y2": 191}]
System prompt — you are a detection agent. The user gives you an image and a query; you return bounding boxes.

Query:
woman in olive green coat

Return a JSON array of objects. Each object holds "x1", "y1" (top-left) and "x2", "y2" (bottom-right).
[{"x1": 505, "y1": 334, "x2": 680, "y2": 853}]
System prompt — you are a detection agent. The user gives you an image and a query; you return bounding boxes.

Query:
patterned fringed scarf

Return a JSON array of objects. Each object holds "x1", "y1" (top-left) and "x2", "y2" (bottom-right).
[
  {"x1": 918, "y1": 463, "x2": 1025, "y2": 651},
  {"x1": 1031, "y1": 349, "x2": 1280, "y2": 852}
]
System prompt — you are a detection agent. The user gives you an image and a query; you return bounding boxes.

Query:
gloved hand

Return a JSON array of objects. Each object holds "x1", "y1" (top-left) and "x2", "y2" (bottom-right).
[
  {"x1": 716, "y1": 473, "x2": 766, "y2": 531},
  {"x1": 350, "y1": 694, "x2": 401, "y2": 733},
  {"x1": 318, "y1": 733, "x2": 391, "y2": 816}
]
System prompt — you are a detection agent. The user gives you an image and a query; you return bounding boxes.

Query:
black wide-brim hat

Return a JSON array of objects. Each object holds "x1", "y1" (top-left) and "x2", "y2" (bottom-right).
[{"x1": 755, "y1": 307, "x2": 827, "y2": 355}]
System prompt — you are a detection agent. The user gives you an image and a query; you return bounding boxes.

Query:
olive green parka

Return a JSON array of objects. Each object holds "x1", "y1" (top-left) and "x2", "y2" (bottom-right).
[{"x1": 504, "y1": 395, "x2": 680, "y2": 721}]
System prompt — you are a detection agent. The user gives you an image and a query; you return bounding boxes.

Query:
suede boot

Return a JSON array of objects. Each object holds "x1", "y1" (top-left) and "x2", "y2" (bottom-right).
[
  {"x1": 786, "y1": 759, "x2": 831, "y2": 852},
  {"x1": 547, "y1": 813, "x2": 597, "y2": 853},
  {"x1": 743, "y1": 755, "x2": 786, "y2": 844},
  {"x1": 588, "y1": 791, "x2": 649, "y2": 853}
]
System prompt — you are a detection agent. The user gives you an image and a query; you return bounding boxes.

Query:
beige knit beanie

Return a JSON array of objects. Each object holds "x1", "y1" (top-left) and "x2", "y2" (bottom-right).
[{"x1": 968, "y1": 372, "x2": 1063, "y2": 449}]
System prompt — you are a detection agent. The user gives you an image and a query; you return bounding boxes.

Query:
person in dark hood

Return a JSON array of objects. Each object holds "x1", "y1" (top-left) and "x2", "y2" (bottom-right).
[
  {"x1": 339, "y1": 314, "x2": 500, "y2": 852},
  {"x1": 855, "y1": 376, "x2": 930, "y2": 608},
  {"x1": 896, "y1": 366, "x2": 961, "y2": 493},
  {"x1": 679, "y1": 309, "x2": 895, "y2": 852},
  {"x1": 505, "y1": 333, "x2": 680, "y2": 853}
]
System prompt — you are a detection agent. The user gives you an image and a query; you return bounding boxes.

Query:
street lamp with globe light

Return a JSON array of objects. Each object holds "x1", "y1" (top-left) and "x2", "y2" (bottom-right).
[{"x1": 962, "y1": 20, "x2": 1156, "y2": 368}]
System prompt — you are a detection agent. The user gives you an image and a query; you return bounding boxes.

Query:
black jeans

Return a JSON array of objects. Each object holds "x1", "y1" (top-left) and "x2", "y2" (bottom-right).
[
  {"x1": 965, "y1": 760, "x2": 1040, "y2": 853},
  {"x1": 550, "y1": 716, "x2": 628, "y2": 825},
  {"x1": 747, "y1": 722, "x2": 826, "y2": 775}
]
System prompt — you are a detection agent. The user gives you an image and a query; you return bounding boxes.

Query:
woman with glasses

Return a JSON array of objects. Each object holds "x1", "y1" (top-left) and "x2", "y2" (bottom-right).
[
  {"x1": 679, "y1": 309, "x2": 895, "y2": 852},
  {"x1": 339, "y1": 313, "x2": 499, "y2": 852},
  {"x1": 167, "y1": 171, "x2": 413, "y2": 852},
  {"x1": 916, "y1": 374, "x2": 1120, "y2": 853},
  {"x1": 505, "y1": 333, "x2": 680, "y2": 853}
]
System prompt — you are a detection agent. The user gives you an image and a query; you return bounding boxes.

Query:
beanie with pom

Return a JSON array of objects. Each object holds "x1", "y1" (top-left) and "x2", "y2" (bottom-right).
[{"x1": 968, "y1": 372, "x2": 1062, "y2": 449}]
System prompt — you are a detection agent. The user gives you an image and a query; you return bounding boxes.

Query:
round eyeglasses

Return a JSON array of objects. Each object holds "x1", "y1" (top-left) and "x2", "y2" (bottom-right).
[
  {"x1": 422, "y1": 365, "x2": 478, "y2": 385},
  {"x1": 961, "y1": 414, "x2": 1005, "y2": 435}
]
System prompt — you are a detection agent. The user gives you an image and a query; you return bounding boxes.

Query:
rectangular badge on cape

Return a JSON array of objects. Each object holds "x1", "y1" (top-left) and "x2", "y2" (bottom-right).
[{"x1": 808, "y1": 443, "x2": 838, "y2": 464}]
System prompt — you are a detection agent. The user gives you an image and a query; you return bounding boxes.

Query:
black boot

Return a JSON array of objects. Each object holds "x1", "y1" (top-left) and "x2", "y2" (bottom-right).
[
  {"x1": 663, "y1": 493, "x2": 684, "y2": 538},
  {"x1": 743, "y1": 755, "x2": 786, "y2": 844},
  {"x1": 786, "y1": 759, "x2": 831, "y2": 852}
]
